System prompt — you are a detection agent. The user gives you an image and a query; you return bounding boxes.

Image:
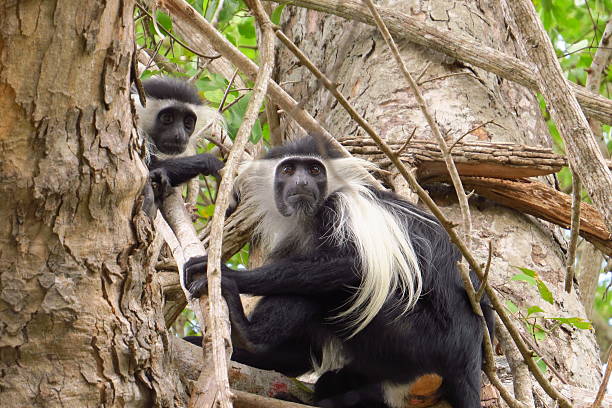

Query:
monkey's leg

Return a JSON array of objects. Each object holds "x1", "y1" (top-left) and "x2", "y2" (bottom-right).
[
  {"x1": 230, "y1": 295, "x2": 319, "y2": 376},
  {"x1": 200, "y1": 273, "x2": 317, "y2": 376}
]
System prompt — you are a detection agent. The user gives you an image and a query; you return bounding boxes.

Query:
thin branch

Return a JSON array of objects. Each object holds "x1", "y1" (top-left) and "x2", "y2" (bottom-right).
[
  {"x1": 418, "y1": 71, "x2": 477, "y2": 86},
  {"x1": 448, "y1": 120, "x2": 496, "y2": 152},
  {"x1": 219, "y1": 69, "x2": 240, "y2": 112},
  {"x1": 475, "y1": 241, "x2": 493, "y2": 302},
  {"x1": 586, "y1": 18, "x2": 612, "y2": 158},
  {"x1": 518, "y1": 331, "x2": 569, "y2": 385},
  {"x1": 565, "y1": 173, "x2": 581, "y2": 292},
  {"x1": 415, "y1": 61, "x2": 433, "y2": 83},
  {"x1": 458, "y1": 264, "x2": 527, "y2": 408},
  {"x1": 361, "y1": 0, "x2": 472, "y2": 247},
  {"x1": 191, "y1": 0, "x2": 276, "y2": 406},
  {"x1": 393, "y1": 127, "x2": 416, "y2": 157},
  {"x1": 496, "y1": 324, "x2": 535, "y2": 406},
  {"x1": 591, "y1": 345, "x2": 612, "y2": 408}
]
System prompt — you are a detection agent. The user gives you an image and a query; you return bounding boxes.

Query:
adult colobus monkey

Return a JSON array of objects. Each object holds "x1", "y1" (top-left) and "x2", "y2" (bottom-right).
[
  {"x1": 132, "y1": 77, "x2": 224, "y2": 215},
  {"x1": 184, "y1": 135, "x2": 494, "y2": 408}
]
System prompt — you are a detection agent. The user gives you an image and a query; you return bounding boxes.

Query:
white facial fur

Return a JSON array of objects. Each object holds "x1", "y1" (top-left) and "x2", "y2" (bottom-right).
[{"x1": 131, "y1": 94, "x2": 225, "y2": 162}]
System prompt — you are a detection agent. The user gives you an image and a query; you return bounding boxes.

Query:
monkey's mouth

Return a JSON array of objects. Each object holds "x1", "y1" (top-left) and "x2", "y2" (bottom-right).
[{"x1": 286, "y1": 193, "x2": 319, "y2": 216}]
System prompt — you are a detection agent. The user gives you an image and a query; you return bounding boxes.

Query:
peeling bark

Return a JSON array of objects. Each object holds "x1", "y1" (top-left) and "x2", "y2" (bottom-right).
[{"x1": 0, "y1": 1, "x2": 186, "y2": 406}]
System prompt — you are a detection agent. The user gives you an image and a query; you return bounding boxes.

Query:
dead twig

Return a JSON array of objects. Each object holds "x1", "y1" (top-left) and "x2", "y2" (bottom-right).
[
  {"x1": 591, "y1": 345, "x2": 612, "y2": 408},
  {"x1": 475, "y1": 241, "x2": 492, "y2": 302},
  {"x1": 565, "y1": 173, "x2": 581, "y2": 292}
]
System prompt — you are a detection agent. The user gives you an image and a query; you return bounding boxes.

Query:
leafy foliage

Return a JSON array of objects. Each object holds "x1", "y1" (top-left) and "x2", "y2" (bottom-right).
[{"x1": 507, "y1": 266, "x2": 594, "y2": 372}]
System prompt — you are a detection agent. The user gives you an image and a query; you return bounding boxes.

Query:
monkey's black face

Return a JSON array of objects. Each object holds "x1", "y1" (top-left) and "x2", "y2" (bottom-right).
[
  {"x1": 151, "y1": 106, "x2": 197, "y2": 155},
  {"x1": 274, "y1": 158, "x2": 327, "y2": 217}
]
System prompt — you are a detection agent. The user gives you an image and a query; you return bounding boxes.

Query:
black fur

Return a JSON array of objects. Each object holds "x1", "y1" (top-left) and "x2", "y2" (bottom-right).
[
  {"x1": 141, "y1": 77, "x2": 203, "y2": 105},
  {"x1": 184, "y1": 135, "x2": 494, "y2": 408},
  {"x1": 134, "y1": 77, "x2": 223, "y2": 215}
]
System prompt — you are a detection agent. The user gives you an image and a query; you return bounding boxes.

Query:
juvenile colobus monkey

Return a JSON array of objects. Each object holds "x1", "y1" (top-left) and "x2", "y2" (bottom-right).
[
  {"x1": 184, "y1": 135, "x2": 494, "y2": 408},
  {"x1": 132, "y1": 77, "x2": 224, "y2": 214}
]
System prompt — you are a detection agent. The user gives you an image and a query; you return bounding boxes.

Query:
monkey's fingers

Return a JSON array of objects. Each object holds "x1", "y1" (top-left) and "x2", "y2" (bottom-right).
[{"x1": 184, "y1": 256, "x2": 209, "y2": 297}]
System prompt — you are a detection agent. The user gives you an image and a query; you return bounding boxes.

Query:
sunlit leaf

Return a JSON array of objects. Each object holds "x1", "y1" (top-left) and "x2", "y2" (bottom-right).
[
  {"x1": 536, "y1": 280, "x2": 554, "y2": 304},
  {"x1": 271, "y1": 4, "x2": 287, "y2": 25},
  {"x1": 505, "y1": 300, "x2": 519, "y2": 314},
  {"x1": 527, "y1": 305, "x2": 545, "y2": 316}
]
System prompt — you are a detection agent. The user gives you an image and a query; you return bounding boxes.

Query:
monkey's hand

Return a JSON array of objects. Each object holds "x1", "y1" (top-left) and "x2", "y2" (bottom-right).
[
  {"x1": 184, "y1": 256, "x2": 233, "y2": 298},
  {"x1": 149, "y1": 168, "x2": 173, "y2": 201},
  {"x1": 193, "y1": 153, "x2": 224, "y2": 180}
]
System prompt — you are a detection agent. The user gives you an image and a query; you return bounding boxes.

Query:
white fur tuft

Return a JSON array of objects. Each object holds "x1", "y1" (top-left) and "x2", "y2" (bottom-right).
[
  {"x1": 324, "y1": 158, "x2": 422, "y2": 336},
  {"x1": 235, "y1": 156, "x2": 424, "y2": 337}
]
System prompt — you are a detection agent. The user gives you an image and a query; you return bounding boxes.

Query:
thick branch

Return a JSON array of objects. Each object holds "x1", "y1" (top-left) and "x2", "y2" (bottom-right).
[
  {"x1": 457, "y1": 177, "x2": 611, "y2": 255},
  {"x1": 266, "y1": 0, "x2": 612, "y2": 125},
  {"x1": 340, "y1": 137, "x2": 566, "y2": 180},
  {"x1": 507, "y1": 0, "x2": 612, "y2": 234}
]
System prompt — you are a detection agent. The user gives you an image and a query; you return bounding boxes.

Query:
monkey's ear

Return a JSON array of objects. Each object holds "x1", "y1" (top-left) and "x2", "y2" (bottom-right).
[{"x1": 225, "y1": 188, "x2": 240, "y2": 217}]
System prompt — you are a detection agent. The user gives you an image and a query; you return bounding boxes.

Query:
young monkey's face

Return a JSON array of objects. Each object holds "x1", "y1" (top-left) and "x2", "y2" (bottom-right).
[{"x1": 151, "y1": 106, "x2": 197, "y2": 155}]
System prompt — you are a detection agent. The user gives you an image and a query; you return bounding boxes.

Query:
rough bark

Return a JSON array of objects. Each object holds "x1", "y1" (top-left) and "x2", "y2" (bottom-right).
[
  {"x1": 274, "y1": 0, "x2": 602, "y2": 403},
  {"x1": 0, "y1": 1, "x2": 186, "y2": 406}
]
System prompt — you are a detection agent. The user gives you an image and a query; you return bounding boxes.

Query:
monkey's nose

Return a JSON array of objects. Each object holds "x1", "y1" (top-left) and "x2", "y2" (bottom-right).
[{"x1": 176, "y1": 133, "x2": 188, "y2": 144}]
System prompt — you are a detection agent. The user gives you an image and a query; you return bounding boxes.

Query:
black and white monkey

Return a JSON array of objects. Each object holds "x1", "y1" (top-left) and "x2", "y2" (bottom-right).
[
  {"x1": 132, "y1": 77, "x2": 224, "y2": 214},
  {"x1": 184, "y1": 135, "x2": 494, "y2": 408}
]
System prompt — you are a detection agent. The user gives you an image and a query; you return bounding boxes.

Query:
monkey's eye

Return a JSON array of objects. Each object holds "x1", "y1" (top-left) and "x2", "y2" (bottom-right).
[
  {"x1": 184, "y1": 116, "x2": 195, "y2": 131},
  {"x1": 281, "y1": 164, "x2": 295, "y2": 175},
  {"x1": 159, "y1": 112, "x2": 174, "y2": 125},
  {"x1": 309, "y1": 165, "x2": 322, "y2": 176}
]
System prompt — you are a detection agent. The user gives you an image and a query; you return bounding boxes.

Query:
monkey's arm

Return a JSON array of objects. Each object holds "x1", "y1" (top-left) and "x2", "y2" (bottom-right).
[
  {"x1": 149, "y1": 153, "x2": 224, "y2": 187},
  {"x1": 184, "y1": 255, "x2": 359, "y2": 298}
]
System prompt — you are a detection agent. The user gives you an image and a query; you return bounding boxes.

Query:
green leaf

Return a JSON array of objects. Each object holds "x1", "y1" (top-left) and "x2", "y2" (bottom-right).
[
  {"x1": 550, "y1": 317, "x2": 592, "y2": 330},
  {"x1": 155, "y1": 11, "x2": 173, "y2": 31},
  {"x1": 238, "y1": 19, "x2": 256, "y2": 39},
  {"x1": 250, "y1": 118, "x2": 263, "y2": 144},
  {"x1": 534, "y1": 356, "x2": 548, "y2": 373},
  {"x1": 527, "y1": 305, "x2": 545, "y2": 316},
  {"x1": 203, "y1": 89, "x2": 226, "y2": 104},
  {"x1": 505, "y1": 300, "x2": 519, "y2": 314},
  {"x1": 536, "y1": 280, "x2": 554, "y2": 304},
  {"x1": 199, "y1": 204, "x2": 216, "y2": 218},
  {"x1": 218, "y1": 0, "x2": 240, "y2": 24},
  {"x1": 511, "y1": 273, "x2": 537, "y2": 286},
  {"x1": 271, "y1": 4, "x2": 287, "y2": 25},
  {"x1": 514, "y1": 267, "x2": 536, "y2": 277}
]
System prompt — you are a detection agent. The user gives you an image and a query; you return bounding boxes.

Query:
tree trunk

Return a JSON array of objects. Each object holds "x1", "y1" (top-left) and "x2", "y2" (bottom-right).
[
  {"x1": 0, "y1": 1, "x2": 186, "y2": 406},
  {"x1": 275, "y1": 0, "x2": 602, "y2": 399}
]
